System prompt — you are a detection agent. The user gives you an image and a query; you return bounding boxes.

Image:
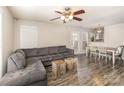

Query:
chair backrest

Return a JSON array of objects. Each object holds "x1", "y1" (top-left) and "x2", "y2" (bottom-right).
[{"x1": 115, "y1": 45, "x2": 124, "y2": 57}]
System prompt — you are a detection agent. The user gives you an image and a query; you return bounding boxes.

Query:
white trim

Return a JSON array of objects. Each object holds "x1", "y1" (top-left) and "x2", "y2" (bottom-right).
[{"x1": 0, "y1": 12, "x2": 2, "y2": 78}]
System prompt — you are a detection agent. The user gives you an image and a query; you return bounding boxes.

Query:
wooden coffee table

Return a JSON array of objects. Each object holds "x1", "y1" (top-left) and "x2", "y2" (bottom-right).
[
  {"x1": 64, "y1": 58, "x2": 78, "y2": 73},
  {"x1": 52, "y1": 60, "x2": 66, "y2": 79}
]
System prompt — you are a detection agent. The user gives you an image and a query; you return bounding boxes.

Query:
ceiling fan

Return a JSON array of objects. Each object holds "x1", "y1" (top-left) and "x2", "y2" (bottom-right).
[{"x1": 49, "y1": 7, "x2": 85, "y2": 23}]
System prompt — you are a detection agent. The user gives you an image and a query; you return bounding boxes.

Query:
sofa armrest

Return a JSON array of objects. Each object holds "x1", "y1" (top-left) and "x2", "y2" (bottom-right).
[
  {"x1": 7, "y1": 57, "x2": 18, "y2": 73},
  {"x1": 66, "y1": 48, "x2": 74, "y2": 55}
]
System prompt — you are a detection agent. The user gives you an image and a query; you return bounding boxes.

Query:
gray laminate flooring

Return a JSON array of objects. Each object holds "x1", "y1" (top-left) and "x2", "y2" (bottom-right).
[{"x1": 47, "y1": 54, "x2": 124, "y2": 86}]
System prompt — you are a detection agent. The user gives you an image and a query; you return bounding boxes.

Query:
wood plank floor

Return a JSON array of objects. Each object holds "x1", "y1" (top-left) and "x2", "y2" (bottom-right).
[{"x1": 46, "y1": 54, "x2": 124, "y2": 86}]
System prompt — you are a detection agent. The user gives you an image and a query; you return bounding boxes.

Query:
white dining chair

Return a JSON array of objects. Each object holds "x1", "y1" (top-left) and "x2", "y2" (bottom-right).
[
  {"x1": 106, "y1": 46, "x2": 124, "y2": 64},
  {"x1": 90, "y1": 47, "x2": 99, "y2": 59},
  {"x1": 98, "y1": 47, "x2": 107, "y2": 61}
]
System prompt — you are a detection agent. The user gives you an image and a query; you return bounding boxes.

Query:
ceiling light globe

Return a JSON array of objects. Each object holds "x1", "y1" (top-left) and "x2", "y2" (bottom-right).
[
  {"x1": 69, "y1": 15, "x2": 73, "y2": 20},
  {"x1": 61, "y1": 16, "x2": 65, "y2": 20}
]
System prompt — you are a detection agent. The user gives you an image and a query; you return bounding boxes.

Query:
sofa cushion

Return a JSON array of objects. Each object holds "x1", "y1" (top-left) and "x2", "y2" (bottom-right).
[
  {"x1": 22, "y1": 48, "x2": 38, "y2": 58},
  {"x1": 26, "y1": 57, "x2": 40, "y2": 64},
  {"x1": 43, "y1": 61, "x2": 52, "y2": 67},
  {"x1": 48, "y1": 46, "x2": 59, "y2": 54},
  {"x1": 62, "y1": 52, "x2": 73, "y2": 58},
  {"x1": 58, "y1": 46, "x2": 67, "y2": 53},
  {"x1": 39, "y1": 55, "x2": 52, "y2": 62},
  {"x1": 10, "y1": 52, "x2": 26, "y2": 69},
  {"x1": 51, "y1": 54, "x2": 64, "y2": 60},
  {"x1": 37, "y1": 48, "x2": 48, "y2": 56},
  {"x1": 0, "y1": 60, "x2": 46, "y2": 86}
]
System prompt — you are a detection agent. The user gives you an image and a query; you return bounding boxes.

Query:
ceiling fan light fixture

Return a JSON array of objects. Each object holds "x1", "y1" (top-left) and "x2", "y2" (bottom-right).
[
  {"x1": 61, "y1": 15, "x2": 72, "y2": 22},
  {"x1": 63, "y1": 18, "x2": 69, "y2": 22},
  {"x1": 69, "y1": 15, "x2": 73, "y2": 20},
  {"x1": 50, "y1": 8, "x2": 85, "y2": 23}
]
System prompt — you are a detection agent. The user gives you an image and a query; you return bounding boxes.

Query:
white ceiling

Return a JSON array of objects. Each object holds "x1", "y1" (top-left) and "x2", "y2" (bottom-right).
[{"x1": 8, "y1": 6, "x2": 124, "y2": 29}]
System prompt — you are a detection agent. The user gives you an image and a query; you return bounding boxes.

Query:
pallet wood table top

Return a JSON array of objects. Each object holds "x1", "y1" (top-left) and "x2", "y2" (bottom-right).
[{"x1": 52, "y1": 60, "x2": 65, "y2": 64}]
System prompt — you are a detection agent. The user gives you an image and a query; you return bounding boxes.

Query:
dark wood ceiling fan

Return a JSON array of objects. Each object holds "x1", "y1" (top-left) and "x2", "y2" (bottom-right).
[{"x1": 49, "y1": 7, "x2": 85, "y2": 23}]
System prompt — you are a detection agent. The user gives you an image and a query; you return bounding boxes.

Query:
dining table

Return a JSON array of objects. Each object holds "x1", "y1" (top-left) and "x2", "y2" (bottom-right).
[{"x1": 86, "y1": 46, "x2": 116, "y2": 68}]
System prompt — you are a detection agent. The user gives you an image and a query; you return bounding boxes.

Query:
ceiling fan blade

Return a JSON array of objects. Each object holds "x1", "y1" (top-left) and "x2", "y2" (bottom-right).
[
  {"x1": 73, "y1": 17, "x2": 82, "y2": 21},
  {"x1": 55, "y1": 11, "x2": 63, "y2": 14},
  {"x1": 74, "y1": 9, "x2": 85, "y2": 15},
  {"x1": 49, "y1": 17, "x2": 61, "y2": 21}
]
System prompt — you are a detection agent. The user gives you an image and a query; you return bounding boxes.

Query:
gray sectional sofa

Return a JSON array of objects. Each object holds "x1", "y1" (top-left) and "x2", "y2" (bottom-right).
[
  {"x1": 0, "y1": 46, "x2": 74, "y2": 86},
  {"x1": 22, "y1": 46, "x2": 74, "y2": 67}
]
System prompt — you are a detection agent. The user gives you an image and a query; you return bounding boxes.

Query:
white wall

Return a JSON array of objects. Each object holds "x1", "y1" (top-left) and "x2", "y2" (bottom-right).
[
  {"x1": 0, "y1": 7, "x2": 14, "y2": 77},
  {"x1": 89, "y1": 23, "x2": 124, "y2": 47},
  {"x1": 15, "y1": 19, "x2": 89, "y2": 49},
  {"x1": 104, "y1": 23, "x2": 124, "y2": 47}
]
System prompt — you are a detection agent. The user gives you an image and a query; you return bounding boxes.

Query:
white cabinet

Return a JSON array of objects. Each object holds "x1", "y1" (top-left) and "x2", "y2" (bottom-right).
[{"x1": 20, "y1": 25, "x2": 38, "y2": 48}]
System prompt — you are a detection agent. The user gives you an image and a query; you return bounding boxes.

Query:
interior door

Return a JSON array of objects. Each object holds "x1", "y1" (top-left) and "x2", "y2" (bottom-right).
[
  {"x1": 71, "y1": 32, "x2": 80, "y2": 54},
  {"x1": 71, "y1": 31, "x2": 88, "y2": 54}
]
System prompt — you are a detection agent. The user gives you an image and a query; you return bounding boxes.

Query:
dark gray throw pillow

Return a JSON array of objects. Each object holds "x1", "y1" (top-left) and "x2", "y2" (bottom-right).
[{"x1": 10, "y1": 52, "x2": 26, "y2": 69}]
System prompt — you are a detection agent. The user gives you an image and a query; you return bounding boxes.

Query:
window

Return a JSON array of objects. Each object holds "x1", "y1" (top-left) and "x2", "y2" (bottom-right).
[{"x1": 20, "y1": 25, "x2": 38, "y2": 48}]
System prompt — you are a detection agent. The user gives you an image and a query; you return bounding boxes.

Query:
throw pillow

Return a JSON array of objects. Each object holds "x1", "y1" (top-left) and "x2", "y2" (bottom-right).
[{"x1": 10, "y1": 52, "x2": 26, "y2": 69}]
